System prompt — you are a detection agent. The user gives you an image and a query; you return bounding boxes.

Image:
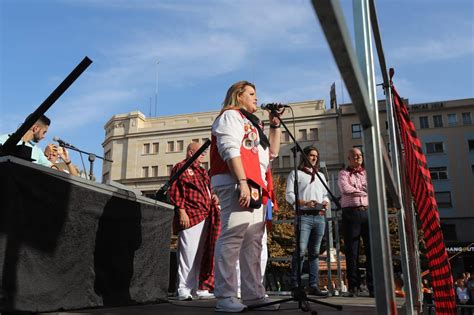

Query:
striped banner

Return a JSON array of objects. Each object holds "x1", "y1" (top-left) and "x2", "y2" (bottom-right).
[{"x1": 390, "y1": 70, "x2": 456, "y2": 314}]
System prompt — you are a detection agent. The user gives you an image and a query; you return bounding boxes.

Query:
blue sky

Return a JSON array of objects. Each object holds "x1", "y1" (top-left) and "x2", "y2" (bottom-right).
[{"x1": 1, "y1": 0, "x2": 473, "y2": 179}]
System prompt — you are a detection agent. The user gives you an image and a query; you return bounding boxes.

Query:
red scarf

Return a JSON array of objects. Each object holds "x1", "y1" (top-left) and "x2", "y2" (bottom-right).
[{"x1": 347, "y1": 166, "x2": 364, "y2": 176}]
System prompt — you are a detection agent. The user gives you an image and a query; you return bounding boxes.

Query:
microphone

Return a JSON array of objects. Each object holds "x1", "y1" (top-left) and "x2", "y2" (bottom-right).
[
  {"x1": 53, "y1": 136, "x2": 76, "y2": 148},
  {"x1": 260, "y1": 103, "x2": 290, "y2": 111}
]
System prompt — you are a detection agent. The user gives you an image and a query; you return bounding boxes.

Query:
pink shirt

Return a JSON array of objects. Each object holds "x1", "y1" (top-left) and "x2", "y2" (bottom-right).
[{"x1": 338, "y1": 168, "x2": 368, "y2": 208}]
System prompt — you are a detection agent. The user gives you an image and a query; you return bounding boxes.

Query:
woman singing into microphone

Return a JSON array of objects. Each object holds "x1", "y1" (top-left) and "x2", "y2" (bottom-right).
[{"x1": 210, "y1": 80, "x2": 283, "y2": 312}]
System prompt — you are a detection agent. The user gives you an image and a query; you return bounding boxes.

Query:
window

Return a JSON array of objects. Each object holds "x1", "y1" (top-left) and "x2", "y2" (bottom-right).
[
  {"x1": 299, "y1": 129, "x2": 307, "y2": 141},
  {"x1": 142, "y1": 166, "x2": 149, "y2": 178},
  {"x1": 202, "y1": 137, "x2": 210, "y2": 143},
  {"x1": 281, "y1": 131, "x2": 290, "y2": 142},
  {"x1": 468, "y1": 140, "x2": 474, "y2": 151},
  {"x1": 352, "y1": 124, "x2": 362, "y2": 139},
  {"x1": 177, "y1": 140, "x2": 184, "y2": 152},
  {"x1": 282, "y1": 156, "x2": 291, "y2": 168},
  {"x1": 429, "y1": 167, "x2": 448, "y2": 180},
  {"x1": 441, "y1": 224, "x2": 457, "y2": 240},
  {"x1": 192, "y1": 138, "x2": 199, "y2": 143},
  {"x1": 143, "y1": 143, "x2": 150, "y2": 154},
  {"x1": 202, "y1": 162, "x2": 209, "y2": 171},
  {"x1": 167, "y1": 164, "x2": 173, "y2": 175},
  {"x1": 433, "y1": 115, "x2": 443, "y2": 128},
  {"x1": 151, "y1": 166, "x2": 158, "y2": 177},
  {"x1": 462, "y1": 112, "x2": 472, "y2": 125},
  {"x1": 447, "y1": 113, "x2": 457, "y2": 126},
  {"x1": 435, "y1": 191, "x2": 452, "y2": 208},
  {"x1": 104, "y1": 150, "x2": 111, "y2": 160},
  {"x1": 271, "y1": 159, "x2": 279, "y2": 168},
  {"x1": 167, "y1": 141, "x2": 174, "y2": 152},
  {"x1": 419, "y1": 116, "x2": 429, "y2": 129},
  {"x1": 310, "y1": 128, "x2": 319, "y2": 141},
  {"x1": 152, "y1": 142, "x2": 159, "y2": 154},
  {"x1": 426, "y1": 142, "x2": 444, "y2": 154}
]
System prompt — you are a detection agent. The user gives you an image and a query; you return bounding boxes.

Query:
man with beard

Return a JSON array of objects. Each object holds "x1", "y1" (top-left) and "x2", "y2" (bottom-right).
[{"x1": 0, "y1": 114, "x2": 52, "y2": 167}]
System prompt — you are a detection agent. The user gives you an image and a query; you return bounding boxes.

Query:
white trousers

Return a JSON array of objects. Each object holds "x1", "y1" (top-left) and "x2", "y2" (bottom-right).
[
  {"x1": 177, "y1": 217, "x2": 210, "y2": 296},
  {"x1": 236, "y1": 227, "x2": 268, "y2": 292},
  {"x1": 213, "y1": 184, "x2": 266, "y2": 301}
]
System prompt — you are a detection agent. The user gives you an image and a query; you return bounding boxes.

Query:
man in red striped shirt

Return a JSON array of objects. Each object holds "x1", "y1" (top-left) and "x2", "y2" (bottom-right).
[
  {"x1": 170, "y1": 142, "x2": 220, "y2": 301},
  {"x1": 338, "y1": 148, "x2": 373, "y2": 298}
]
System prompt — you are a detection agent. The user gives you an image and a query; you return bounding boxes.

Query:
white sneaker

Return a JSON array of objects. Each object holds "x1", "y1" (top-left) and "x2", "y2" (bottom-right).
[
  {"x1": 178, "y1": 293, "x2": 192, "y2": 301},
  {"x1": 196, "y1": 289, "x2": 215, "y2": 300},
  {"x1": 215, "y1": 297, "x2": 247, "y2": 313},
  {"x1": 177, "y1": 288, "x2": 193, "y2": 301},
  {"x1": 243, "y1": 296, "x2": 280, "y2": 311}
]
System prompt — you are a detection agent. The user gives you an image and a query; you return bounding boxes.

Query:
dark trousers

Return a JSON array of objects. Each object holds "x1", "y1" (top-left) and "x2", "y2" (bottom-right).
[{"x1": 342, "y1": 207, "x2": 373, "y2": 293}]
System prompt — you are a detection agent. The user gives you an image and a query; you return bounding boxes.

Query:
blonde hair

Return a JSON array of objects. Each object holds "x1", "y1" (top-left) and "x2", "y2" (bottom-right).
[{"x1": 221, "y1": 80, "x2": 256, "y2": 113}]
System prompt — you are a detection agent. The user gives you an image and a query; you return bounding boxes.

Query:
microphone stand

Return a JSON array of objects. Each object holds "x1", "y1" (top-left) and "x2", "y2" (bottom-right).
[
  {"x1": 155, "y1": 139, "x2": 211, "y2": 203},
  {"x1": 88, "y1": 154, "x2": 96, "y2": 181},
  {"x1": 249, "y1": 108, "x2": 342, "y2": 313},
  {"x1": 57, "y1": 143, "x2": 113, "y2": 181}
]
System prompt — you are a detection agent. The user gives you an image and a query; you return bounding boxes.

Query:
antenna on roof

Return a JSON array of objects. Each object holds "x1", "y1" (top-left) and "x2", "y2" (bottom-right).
[
  {"x1": 149, "y1": 96, "x2": 152, "y2": 117},
  {"x1": 155, "y1": 60, "x2": 159, "y2": 117}
]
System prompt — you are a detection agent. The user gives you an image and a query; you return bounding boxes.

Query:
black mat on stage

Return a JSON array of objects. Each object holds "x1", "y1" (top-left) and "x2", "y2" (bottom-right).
[{"x1": 0, "y1": 158, "x2": 173, "y2": 312}]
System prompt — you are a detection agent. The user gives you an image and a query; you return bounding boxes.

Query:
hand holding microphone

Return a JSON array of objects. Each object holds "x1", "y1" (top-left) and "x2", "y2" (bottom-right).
[{"x1": 261, "y1": 103, "x2": 289, "y2": 127}]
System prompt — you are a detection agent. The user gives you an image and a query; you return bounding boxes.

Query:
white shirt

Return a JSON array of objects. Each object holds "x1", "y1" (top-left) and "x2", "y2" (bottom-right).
[
  {"x1": 0, "y1": 134, "x2": 52, "y2": 167},
  {"x1": 456, "y1": 286, "x2": 470, "y2": 302},
  {"x1": 286, "y1": 169, "x2": 329, "y2": 209},
  {"x1": 211, "y1": 110, "x2": 269, "y2": 187}
]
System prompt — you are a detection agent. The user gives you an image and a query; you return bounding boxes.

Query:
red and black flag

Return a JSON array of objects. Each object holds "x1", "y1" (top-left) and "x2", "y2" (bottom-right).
[{"x1": 390, "y1": 69, "x2": 456, "y2": 314}]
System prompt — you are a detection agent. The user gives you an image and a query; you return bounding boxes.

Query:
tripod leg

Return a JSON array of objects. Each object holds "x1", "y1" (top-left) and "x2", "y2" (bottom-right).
[
  {"x1": 306, "y1": 297, "x2": 343, "y2": 310},
  {"x1": 301, "y1": 299, "x2": 310, "y2": 312}
]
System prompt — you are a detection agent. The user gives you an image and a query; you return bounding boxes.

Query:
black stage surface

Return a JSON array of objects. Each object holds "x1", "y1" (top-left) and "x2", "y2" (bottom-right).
[
  {"x1": 41, "y1": 293, "x2": 407, "y2": 315},
  {"x1": 0, "y1": 157, "x2": 174, "y2": 313}
]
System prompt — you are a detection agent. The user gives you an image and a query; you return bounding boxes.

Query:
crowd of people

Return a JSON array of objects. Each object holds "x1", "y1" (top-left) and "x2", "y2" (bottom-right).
[
  {"x1": 421, "y1": 271, "x2": 474, "y2": 310},
  {"x1": 455, "y1": 272, "x2": 474, "y2": 305}
]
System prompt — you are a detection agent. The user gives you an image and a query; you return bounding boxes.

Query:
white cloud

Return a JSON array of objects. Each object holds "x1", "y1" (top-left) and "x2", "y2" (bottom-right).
[
  {"x1": 57, "y1": 0, "x2": 208, "y2": 13},
  {"x1": 48, "y1": 89, "x2": 137, "y2": 132},
  {"x1": 109, "y1": 32, "x2": 249, "y2": 84},
  {"x1": 35, "y1": 0, "x2": 329, "y2": 134},
  {"x1": 391, "y1": 35, "x2": 474, "y2": 63}
]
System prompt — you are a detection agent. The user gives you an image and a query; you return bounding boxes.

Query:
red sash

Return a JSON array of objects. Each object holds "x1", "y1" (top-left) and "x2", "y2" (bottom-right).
[{"x1": 210, "y1": 109, "x2": 277, "y2": 208}]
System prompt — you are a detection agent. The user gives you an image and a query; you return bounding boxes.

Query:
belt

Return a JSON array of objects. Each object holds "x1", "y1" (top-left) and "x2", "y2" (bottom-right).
[
  {"x1": 297, "y1": 210, "x2": 325, "y2": 216},
  {"x1": 343, "y1": 206, "x2": 368, "y2": 211}
]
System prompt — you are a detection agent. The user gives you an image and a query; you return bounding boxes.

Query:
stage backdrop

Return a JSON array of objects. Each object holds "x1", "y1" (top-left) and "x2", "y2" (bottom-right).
[{"x1": 0, "y1": 156, "x2": 173, "y2": 312}]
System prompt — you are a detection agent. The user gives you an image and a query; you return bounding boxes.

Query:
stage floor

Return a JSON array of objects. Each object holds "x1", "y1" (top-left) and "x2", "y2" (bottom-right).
[{"x1": 42, "y1": 293, "x2": 407, "y2": 315}]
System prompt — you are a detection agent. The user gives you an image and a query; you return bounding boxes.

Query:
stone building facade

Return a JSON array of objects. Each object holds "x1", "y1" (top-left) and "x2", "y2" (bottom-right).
[{"x1": 102, "y1": 97, "x2": 474, "y2": 272}]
